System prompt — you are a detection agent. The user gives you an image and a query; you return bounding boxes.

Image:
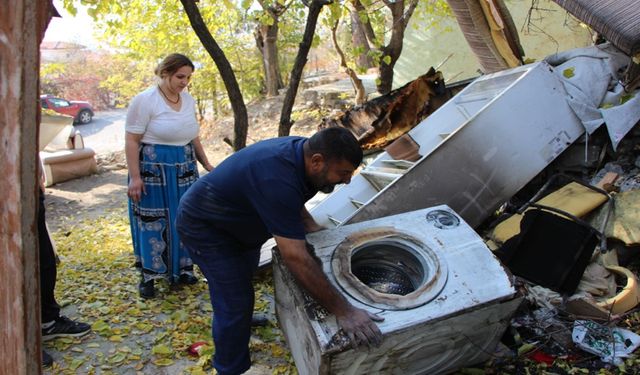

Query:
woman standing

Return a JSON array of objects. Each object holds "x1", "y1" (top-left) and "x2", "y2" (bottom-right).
[{"x1": 125, "y1": 53, "x2": 213, "y2": 299}]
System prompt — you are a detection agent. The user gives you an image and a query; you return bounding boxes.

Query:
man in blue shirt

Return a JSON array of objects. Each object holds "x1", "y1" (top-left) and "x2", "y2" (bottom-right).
[{"x1": 177, "y1": 127, "x2": 383, "y2": 375}]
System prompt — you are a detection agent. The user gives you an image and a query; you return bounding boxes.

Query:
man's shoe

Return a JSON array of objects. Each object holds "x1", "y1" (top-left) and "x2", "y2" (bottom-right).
[
  {"x1": 251, "y1": 313, "x2": 270, "y2": 327},
  {"x1": 139, "y1": 279, "x2": 155, "y2": 299},
  {"x1": 42, "y1": 350, "x2": 53, "y2": 367},
  {"x1": 42, "y1": 316, "x2": 91, "y2": 341},
  {"x1": 179, "y1": 273, "x2": 198, "y2": 285}
]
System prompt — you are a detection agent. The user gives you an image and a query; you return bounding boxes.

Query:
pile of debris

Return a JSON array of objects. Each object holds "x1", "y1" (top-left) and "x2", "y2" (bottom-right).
[
  {"x1": 304, "y1": 42, "x2": 640, "y2": 372},
  {"x1": 477, "y1": 120, "x2": 640, "y2": 370}
]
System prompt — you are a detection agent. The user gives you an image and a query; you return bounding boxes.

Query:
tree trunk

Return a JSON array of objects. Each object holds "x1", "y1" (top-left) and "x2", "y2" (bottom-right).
[
  {"x1": 352, "y1": 0, "x2": 377, "y2": 46},
  {"x1": 257, "y1": 23, "x2": 284, "y2": 97},
  {"x1": 349, "y1": 5, "x2": 373, "y2": 69},
  {"x1": 376, "y1": 0, "x2": 419, "y2": 94},
  {"x1": 278, "y1": 0, "x2": 331, "y2": 137},
  {"x1": 196, "y1": 97, "x2": 205, "y2": 119},
  {"x1": 331, "y1": 20, "x2": 367, "y2": 105},
  {"x1": 254, "y1": 27, "x2": 268, "y2": 94},
  {"x1": 212, "y1": 77, "x2": 219, "y2": 116},
  {"x1": 180, "y1": 0, "x2": 248, "y2": 150},
  {"x1": 1, "y1": 2, "x2": 50, "y2": 374}
]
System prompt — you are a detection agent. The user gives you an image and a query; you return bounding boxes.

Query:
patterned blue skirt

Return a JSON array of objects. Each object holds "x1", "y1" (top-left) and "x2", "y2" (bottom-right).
[{"x1": 128, "y1": 143, "x2": 199, "y2": 283}]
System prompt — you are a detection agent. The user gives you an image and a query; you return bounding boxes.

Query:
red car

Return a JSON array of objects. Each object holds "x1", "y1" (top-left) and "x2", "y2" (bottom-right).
[{"x1": 40, "y1": 95, "x2": 94, "y2": 124}]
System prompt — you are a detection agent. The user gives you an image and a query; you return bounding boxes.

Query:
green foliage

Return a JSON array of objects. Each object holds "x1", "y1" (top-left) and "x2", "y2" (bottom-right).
[
  {"x1": 40, "y1": 62, "x2": 66, "y2": 77},
  {"x1": 40, "y1": 51, "x2": 143, "y2": 110},
  {"x1": 411, "y1": 0, "x2": 452, "y2": 28},
  {"x1": 98, "y1": 55, "x2": 153, "y2": 108},
  {"x1": 62, "y1": 0, "x2": 265, "y2": 116},
  {"x1": 315, "y1": 0, "x2": 453, "y2": 93}
]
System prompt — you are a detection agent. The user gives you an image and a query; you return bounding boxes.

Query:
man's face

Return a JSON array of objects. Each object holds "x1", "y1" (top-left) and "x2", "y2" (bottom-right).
[{"x1": 309, "y1": 157, "x2": 356, "y2": 193}]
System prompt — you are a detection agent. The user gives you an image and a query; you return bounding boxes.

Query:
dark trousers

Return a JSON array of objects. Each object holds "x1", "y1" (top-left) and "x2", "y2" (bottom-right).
[
  {"x1": 177, "y1": 211, "x2": 260, "y2": 375},
  {"x1": 39, "y1": 189, "x2": 60, "y2": 323}
]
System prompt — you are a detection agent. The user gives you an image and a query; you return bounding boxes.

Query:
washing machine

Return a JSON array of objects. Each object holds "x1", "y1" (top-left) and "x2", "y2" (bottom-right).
[{"x1": 273, "y1": 205, "x2": 522, "y2": 375}]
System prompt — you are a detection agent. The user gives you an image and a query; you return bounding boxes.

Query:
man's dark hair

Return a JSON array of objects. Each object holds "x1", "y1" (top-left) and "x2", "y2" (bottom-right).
[{"x1": 306, "y1": 127, "x2": 363, "y2": 167}]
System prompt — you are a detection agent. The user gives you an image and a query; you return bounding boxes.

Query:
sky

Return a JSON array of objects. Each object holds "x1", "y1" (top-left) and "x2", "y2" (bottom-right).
[{"x1": 42, "y1": 0, "x2": 99, "y2": 48}]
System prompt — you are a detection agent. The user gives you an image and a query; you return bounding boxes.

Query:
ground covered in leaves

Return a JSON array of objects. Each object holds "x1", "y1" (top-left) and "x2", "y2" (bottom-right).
[{"x1": 44, "y1": 204, "x2": 296, "y2": 374}]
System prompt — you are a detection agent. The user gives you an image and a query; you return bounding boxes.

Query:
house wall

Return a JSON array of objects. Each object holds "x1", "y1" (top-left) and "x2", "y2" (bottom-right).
[
  {"x1": 40, "y1": 41, "x2": 89, "y2": 63},
  {"x1": 394, "y1": 0, "x2": 593, "y2": 87}
]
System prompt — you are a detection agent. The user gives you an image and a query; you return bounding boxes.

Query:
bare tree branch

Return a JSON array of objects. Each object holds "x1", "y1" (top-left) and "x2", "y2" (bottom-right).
[{"x1": 331, "y1": 18, "x2": 366, "y2": 104}]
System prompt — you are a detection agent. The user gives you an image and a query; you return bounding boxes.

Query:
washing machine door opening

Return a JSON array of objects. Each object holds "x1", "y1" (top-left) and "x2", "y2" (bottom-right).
[
  {"x1": 350, "y1": 240, "x2": 425, "y2": 296},
  {"x1": 331, "y1": 227, "x2": 448, "y2": 310}
]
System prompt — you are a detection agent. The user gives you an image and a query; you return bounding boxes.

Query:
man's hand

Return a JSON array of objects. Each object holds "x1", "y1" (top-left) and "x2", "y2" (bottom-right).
[
  {"x1": 336, "y1": 306, "x2": 384, "y2": 348},
  {"x1": 304, "y1": 221, "x2": 326, "y2": 233},
  {"x1": 275, "y1": 236, "x2": 384, "y2": 349}
]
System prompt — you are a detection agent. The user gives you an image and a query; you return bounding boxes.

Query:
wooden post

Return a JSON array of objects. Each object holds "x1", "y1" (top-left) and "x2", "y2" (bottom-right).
[{"x1": 0, "y1": 1, "x2": 52, "y2": 374}]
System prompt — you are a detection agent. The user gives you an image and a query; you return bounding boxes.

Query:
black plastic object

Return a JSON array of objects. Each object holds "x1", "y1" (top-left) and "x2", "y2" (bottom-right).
[
  {"x1": 497, "y1": 208, "x2": 599, "y2": 294},
  {"x1": 496, "y1": 173, "x2": 612, "y2": 295}
]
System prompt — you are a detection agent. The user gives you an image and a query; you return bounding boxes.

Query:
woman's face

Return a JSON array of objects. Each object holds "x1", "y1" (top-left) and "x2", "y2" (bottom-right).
[{"x1": 164, "y1": 65, "x2": 193, "y2": 93}]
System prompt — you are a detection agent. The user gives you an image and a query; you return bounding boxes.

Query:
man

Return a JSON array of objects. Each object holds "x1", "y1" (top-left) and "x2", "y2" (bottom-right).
[
  {"x1": 38, "y1": 187, "x2": 91, "y2": 367},
  {"x1": 176, "y1": 127, "x2": 383, "y2": 375},
  {"x1": 37, "y1": 6, "x2": 91, "y2": 367}
]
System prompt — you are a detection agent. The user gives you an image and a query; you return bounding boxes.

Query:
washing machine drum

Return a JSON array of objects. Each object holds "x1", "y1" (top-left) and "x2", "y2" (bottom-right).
[{"x1": 331, "y1": 227, "x2": 448, "y2": 310}]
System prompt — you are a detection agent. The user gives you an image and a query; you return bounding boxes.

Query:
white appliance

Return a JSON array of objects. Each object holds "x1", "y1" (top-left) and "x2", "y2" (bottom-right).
[
  {"x1": 310, "y1": 61, "x2": 585, "y2": 229},
  {"x1": 273, "y1": 206, "x2": 521, "y2": 375}
]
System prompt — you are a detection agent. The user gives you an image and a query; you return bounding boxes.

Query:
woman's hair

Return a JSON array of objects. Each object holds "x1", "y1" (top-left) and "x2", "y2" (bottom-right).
[
  {"x1": 154, "y1": 53, "x2": 195, "y2": 78},
  {"x1": 306, "y1": 127, "x2": 363, "y2": 167}
]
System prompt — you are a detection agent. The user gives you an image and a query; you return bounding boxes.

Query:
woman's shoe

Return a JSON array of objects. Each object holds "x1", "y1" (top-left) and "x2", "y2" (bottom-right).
[
  {"x1": 179, "y1": 274, "x2": 198, "y2": 285},
  {"x1": 138, "y1": 279, "x2": 155, "y2": 299}
]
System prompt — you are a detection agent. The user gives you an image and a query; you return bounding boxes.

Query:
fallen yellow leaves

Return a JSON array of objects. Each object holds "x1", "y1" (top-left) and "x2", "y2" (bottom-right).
[{"x1": 43, "y1": 210, "x2": 296, "y2": 374}]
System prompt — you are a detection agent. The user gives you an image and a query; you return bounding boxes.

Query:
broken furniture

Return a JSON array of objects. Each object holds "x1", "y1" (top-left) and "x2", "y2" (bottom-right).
[
  {"x1": 320, "y1": 68, "x2": 449, "y2": 152},
  {"x1": 39, "y1": 112, "x2": 97, "y2": 187},
  {"x1": 274, "y1": 206, "x2": 521, "y2": 374},
  {"x1": 492, "y1": 173, "x2": 640, "y2": 316},
  {"x1": 552, "y1": 0, "x2": 640, "y2": 91},
  {"x1": 496, "y1": 174, "x2": 612, "y2": 295},
  {"x1": 310, "y1": 61, "x2": 585, "y2": 229},
  {"x1": 490, "y1": 178, "x2": 611, "y2": 245}
]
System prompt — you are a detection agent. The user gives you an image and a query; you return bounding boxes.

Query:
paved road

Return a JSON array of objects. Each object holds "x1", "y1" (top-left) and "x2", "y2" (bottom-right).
[{"x1": 75, "y1": 108, "x2": 127, "y2": 155}]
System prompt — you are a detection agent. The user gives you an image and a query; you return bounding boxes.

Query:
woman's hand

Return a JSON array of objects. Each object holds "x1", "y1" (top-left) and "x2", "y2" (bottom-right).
[
  {"x1": 128, "y1": 176, "x2": 145, "y2": 202},
  {"x1": 203, "y1": 163, "x2": 214, "y2": 172}
]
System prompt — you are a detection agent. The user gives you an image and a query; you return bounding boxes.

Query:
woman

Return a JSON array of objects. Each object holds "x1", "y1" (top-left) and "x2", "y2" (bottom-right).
[{"x1": 125, "y1": 53, "x2": 213, "y2": 299}]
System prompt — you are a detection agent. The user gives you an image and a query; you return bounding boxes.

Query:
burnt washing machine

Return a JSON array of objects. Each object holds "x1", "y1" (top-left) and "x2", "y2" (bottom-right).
[{"x1": 273, "y1": 206, "x2": 522, "y2": 375}]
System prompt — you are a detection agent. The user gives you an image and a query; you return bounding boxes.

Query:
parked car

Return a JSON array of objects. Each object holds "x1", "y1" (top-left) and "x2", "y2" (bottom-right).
[{"x1": 40, "y1": 94, "x2": 94, "y2": 124}]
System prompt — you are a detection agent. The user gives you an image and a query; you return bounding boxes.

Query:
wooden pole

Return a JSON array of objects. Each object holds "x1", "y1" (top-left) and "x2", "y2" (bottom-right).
[{"x1": 0, "y1": 1, "x2": 51, "y2": 374}]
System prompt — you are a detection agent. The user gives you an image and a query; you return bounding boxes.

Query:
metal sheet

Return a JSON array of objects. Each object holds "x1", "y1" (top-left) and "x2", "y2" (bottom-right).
[{"x1": 310, "y1": 62, "x2": 585, "y2": 228}]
